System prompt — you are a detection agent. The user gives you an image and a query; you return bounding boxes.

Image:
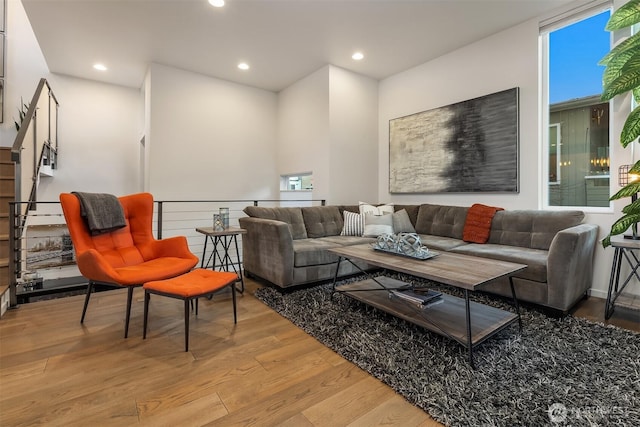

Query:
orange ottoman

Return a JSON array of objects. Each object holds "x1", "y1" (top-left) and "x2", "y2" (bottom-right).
[{"x1": 143, "y1": 268, "x2": 238, "y2": 351}]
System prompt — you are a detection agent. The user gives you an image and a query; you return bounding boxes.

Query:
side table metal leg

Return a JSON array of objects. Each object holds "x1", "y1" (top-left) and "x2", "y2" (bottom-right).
[
  {"x1": 232, "y1": 235, "x2": 245, "y2": 294},
  {"x1": 212, "y1": 236, "x2": 221, "y2": 271},
  {"x1": 464, "y1": 290, "x2": 475, "y2": 369},
  {"x1": 605, "y1": 248, "x2": 622, "y2": 320},
  {"x1": 200, "y1": 235, "x2": 208, "y2": 268}
]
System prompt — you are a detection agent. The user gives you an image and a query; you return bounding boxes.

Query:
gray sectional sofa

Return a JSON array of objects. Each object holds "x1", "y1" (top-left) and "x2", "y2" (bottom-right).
[{"x1": 238, "y1": 203, "x2": 598, "y2": 313}]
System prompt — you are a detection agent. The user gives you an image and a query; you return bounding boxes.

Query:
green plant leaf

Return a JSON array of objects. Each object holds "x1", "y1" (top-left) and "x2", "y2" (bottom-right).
[
  {"x1": 606, "y1": 0, "x2": 640, "y2": 31},
  {"x1": 622, "y1": 197, "x2": 640, "y2": 214},
  {"x1": 602, "y1": 235, "x2": 611, "y2": 248},
  {"x1": 602, "y1": 41, "x2": 639, "y2": 87},
  {"x1": 610, "y1": 181, "x2": 640, "y2": 200},
  {"x1": 621, "y1": 105, "x2": 640, "y2": 146},
  {"x1": 609, "y1": 212, "x2": 640, "y2": 236},
  {"x1": 600, "y1": 32, "x2": 640, "y2": 65},
  {"x1": 602, "y1": 51, "x2": 633, "y2": 88},
  {"x1": 602, "y1": 68, "x2": 640, "y2": 100},
  {"x1": 634, "y1": 86, "x2": 640, "y2": 102},
  {"x1": 629, "y1": 160, "x2": 640, "y2": 174}
]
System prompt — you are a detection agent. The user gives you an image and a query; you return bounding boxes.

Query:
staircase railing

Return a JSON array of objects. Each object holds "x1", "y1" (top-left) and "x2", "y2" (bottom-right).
[
  {"x1": 10, "y1": 78, "x2": 59, "y2": 216},
  {"x1": 8, "y1": 79, "x2": 59, "y2": 307}
]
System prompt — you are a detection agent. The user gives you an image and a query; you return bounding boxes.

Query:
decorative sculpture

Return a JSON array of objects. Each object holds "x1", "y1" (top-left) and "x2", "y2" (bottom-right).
[{"x1": 372, "y1": 233, "x2": 432, "y2": 259}]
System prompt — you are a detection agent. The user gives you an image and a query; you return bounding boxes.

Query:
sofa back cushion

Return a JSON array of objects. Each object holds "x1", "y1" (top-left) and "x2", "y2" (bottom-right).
[
  {"x1": 301, "y1": 206, "x2": 343, "y2": 238},
  {"x1": 488, "y1": 210, "x2": 584, "y2": 250},
  {"x1": 415, "y1": 204, "x2": 469, "y2": 239},
  {"x1": 243, "y1": 206, "x2": 308, "y2": 239}
]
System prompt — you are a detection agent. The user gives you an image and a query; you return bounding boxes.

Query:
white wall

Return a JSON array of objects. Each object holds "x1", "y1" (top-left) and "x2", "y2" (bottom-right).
[
  {"x1": 277, "y1": 66, "x2": 330, "y2": 201},
  {"x1": 0, "y1": 0, "x2": 49, "y2": 146},
  {"x1": 147, "y1": 63, "x2": 278, "y2": 200},
  {"x1": 378, "y1": 12, "x2": 637, "y2": 298},
  {"x1": 329, "y1": 66, "x2": 378, "y2": 205},
  {"x1": 1, "y1": 0, "x2": 141, "y2": 198},
  {"x1": 277, "y1": 65, "x2": 378, "y2": 204},
  {"x1": 379, "y1": 20, "x2": 539, "y2": 209},
  {"x1": 37, "y1": 74, "x2": 142, "y2": 201}
]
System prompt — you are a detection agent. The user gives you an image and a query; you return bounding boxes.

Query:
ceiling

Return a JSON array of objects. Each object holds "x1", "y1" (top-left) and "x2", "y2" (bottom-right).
[{"x1": 22, "y1": 0, "x2": 581, "y2": 92}]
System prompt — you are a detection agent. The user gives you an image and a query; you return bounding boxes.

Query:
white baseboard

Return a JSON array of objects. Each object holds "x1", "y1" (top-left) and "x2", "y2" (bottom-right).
[
  {"x1": 589, "y1": 289, "x2": 608, "y2": 299},
  {"x1": 590, "y1": 288, "x2": 640, "y2": 310}
]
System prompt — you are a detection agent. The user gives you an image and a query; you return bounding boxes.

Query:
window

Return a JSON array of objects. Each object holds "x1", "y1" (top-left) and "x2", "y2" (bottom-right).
[
  {"x1": 541, "y1": 4, "x2": 611, "y2": 209},
  {"x1": 280, "y1": 173, "x2": 313, "y2": 191}
]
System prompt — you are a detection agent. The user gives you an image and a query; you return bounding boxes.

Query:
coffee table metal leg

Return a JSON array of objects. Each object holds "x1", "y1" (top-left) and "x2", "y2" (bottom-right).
[
  {"x1": 330, "y1": 257, "x2": 343, "y2": 299},
  {"x1": 509, "y1": 277, "x2": 522, "y2": 331},
  {"x1": 464, "y1": 290, "x2": 475, "y2": 369}
]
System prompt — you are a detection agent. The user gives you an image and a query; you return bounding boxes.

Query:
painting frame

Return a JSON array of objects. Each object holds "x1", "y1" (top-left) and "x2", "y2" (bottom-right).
[
  {"x1": 389, "y1": 87, "x2": 519, "y2": 194},
  {"x1": 25, "y1": 224, "x2": 75, "y2": 271}
]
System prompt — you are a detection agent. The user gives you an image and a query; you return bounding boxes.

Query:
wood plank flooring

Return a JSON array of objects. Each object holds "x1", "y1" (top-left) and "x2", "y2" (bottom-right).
[{"x1": 0, "y1": 278, "x2": 638, "y2": 426}]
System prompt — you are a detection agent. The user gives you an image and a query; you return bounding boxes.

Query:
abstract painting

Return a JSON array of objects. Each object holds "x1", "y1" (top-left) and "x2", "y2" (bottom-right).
[{"x1": 389, "y1": 87, "x2": 519, "y2": 193}]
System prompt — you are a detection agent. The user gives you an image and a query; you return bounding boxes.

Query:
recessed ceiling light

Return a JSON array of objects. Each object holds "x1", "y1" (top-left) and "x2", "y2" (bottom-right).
[
  {"x1": 208, "y1": 0, "x2": 225, "y2": 7},
  {"x1": 238, "y1": 62, "x2": 250, "y2": 70},
  {"x1": 352, "y1": 52, "x2": 364, "y2": 61},
  {"x1": 93, "y1": 63, "x2": 107, "y2": 71}
]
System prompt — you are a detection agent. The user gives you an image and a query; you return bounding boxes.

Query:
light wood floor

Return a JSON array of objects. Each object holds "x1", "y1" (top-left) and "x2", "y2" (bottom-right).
[{"x1": 0, "y1": 278, "x2": 638, "y2": 427}]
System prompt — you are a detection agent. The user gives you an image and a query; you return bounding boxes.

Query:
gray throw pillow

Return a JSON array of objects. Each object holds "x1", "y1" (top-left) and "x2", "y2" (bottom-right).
[{"x1": 393, "y1": 209, "x2": 416, "y2": 233}]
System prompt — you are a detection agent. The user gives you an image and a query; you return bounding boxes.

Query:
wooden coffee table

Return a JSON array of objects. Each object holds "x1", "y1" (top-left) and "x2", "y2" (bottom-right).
[{"x1": 328, "y1": 244, "x2": 527, "y2": 368}]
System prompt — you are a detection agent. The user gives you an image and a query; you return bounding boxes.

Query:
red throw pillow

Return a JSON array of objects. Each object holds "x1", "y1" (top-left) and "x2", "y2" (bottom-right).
[{"x1": 463, "y1": 204, "x2": 504, "y2": 244}]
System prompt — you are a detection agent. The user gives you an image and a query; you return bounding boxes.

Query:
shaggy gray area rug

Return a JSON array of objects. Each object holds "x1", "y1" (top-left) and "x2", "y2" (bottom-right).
[{"x1": 255, "y1": 273, "x2": 640, "y2": 427}]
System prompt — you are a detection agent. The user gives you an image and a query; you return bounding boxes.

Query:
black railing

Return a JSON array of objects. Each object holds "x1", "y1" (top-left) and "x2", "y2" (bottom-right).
[
  {"x1": 8, "y1": 198, "x2": 325, "y2": 305},
  {"x1": 11, "y1": 79, "x2": 59, "y2": 218}
]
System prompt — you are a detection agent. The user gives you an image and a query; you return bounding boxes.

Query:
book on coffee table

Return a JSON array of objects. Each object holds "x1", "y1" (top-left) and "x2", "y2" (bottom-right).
[{"x1": 389, "y1": 288, "x2": 442, "y2": 308}]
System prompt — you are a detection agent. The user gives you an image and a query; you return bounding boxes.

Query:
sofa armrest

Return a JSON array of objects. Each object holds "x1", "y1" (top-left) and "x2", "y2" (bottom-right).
[
  {"x1": 238, "y1": 217, "x2": 295, "y2": 287},
  {"x1": 547, "y1": 223, "x2": 598, "y2": 312}
]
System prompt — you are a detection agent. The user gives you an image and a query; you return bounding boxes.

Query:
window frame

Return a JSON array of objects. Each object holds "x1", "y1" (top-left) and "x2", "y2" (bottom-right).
[{"x1": 539, "y1": 3, "x2": 613, "y2": 213}]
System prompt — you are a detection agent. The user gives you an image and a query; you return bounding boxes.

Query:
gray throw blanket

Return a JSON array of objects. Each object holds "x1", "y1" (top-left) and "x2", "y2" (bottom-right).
[{"x1": 72, "y1": 192, "x2": 126, "y2": 235}]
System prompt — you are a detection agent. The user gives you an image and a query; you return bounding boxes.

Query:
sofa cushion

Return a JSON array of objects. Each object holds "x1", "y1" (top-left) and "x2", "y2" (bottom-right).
[
  {"x1": 243, "y1": 206, "x2": 307, "y2": 239},
  {"x1": 301, "y1": 206, "x2": 343, "y2": 238},
  {"x1": 292, "y1": 238, "x2": 342, "y2": 267},
  {"x1": 450, "y1": 243, "x2": 548, "y2": 282},
  {"x1": 488, "y1": 210, "x2": 584, "y2": 250},
  {"x1": 418, "y1": 234, "x2": 469, "y2": 251},
  {"x1": 415, "y1": 204, "x2": 469, "y2": 239},
  {"x1": 322, "y1": 235, "x2": 376, "y2": 246}
]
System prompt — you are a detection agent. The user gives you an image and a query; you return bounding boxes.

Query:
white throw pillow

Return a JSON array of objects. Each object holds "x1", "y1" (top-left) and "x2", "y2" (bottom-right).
[
  {"x1": 363, "y1": 212, "x2": 394, "y2": 237},
  {"x1": 359, "y1": 201, "x2": 395, "y2": 216},
  {"x1": 341, "y1": 210, "x2": 364, "y2": 236}
]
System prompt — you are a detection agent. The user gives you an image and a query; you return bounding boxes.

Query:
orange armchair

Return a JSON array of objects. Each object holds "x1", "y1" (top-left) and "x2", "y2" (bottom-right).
[{"x1": 59, "y1": 192, "x2": 199, "y2": 338}]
